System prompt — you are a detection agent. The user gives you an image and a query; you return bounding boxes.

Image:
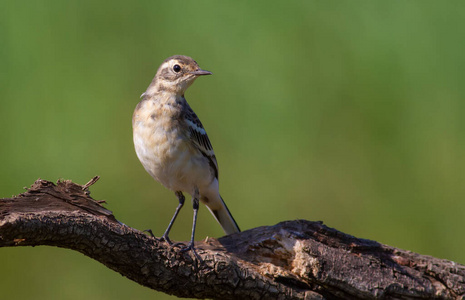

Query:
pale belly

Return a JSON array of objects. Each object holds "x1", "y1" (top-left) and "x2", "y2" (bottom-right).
[{"x1": 133, "y1": 122, "x2": 213, "y2": 195}]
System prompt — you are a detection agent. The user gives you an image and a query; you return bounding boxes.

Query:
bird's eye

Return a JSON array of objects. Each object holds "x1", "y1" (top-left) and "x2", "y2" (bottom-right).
[{"x1": 173, "y1": 64, "x2": 181, "y2": 73}]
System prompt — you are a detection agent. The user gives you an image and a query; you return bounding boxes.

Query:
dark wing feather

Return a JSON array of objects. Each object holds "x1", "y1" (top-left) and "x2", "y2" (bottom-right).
[{"x1": 183, "y1": 103, "x2": 219, "y2": 179}]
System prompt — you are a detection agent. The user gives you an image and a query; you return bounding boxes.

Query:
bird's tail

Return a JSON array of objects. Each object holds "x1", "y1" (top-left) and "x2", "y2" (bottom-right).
[{"x1": 206, "y1": 195, "x2": 240, "y2": 235}]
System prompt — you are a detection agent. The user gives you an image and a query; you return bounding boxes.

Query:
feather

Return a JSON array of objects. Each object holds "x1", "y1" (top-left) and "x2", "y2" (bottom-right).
[{"x1": 183, "y1": 103, "x2": 219, "y2": 179}]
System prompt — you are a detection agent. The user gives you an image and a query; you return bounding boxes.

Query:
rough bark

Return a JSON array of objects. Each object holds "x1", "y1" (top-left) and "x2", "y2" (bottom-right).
[{"x1": 0, "y1": 178, "x2": 464, "y2": 300}]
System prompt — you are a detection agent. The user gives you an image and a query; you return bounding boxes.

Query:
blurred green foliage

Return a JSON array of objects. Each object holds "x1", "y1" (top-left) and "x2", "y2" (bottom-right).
[{"x1": 1, "y1": 1, "x2": 465, "y2": 299}]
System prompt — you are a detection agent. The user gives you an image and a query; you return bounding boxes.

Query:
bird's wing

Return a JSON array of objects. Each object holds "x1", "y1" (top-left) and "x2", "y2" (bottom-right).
[{"x1": 183, "y1": 104, "x2": 219, "y2": 179}]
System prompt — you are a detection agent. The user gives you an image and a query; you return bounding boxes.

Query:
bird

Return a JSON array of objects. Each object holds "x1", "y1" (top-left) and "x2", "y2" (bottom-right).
[{"x1": 132, "y1": 55, "x2": 240, "y2": 253}]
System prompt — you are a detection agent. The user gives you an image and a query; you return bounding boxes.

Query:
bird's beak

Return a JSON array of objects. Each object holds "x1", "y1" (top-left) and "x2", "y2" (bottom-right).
[{"x1": 190, "y1": 69, "x2": 212, "y2": 76}]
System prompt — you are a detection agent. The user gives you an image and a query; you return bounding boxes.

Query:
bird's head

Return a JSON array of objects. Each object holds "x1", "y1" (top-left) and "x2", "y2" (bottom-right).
[{"x1": 147, "y1": 55, "x2": 212, "y2": 96}]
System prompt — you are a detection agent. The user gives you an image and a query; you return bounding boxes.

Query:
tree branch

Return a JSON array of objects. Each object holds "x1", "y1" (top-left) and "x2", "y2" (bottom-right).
[{"x1": 1, "y1": 178, "x2": 464, "y2": 299}]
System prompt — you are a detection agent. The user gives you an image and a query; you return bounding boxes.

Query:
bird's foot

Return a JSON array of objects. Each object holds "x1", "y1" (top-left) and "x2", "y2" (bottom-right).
[
  {"x1": 143, "y1": 229, "x2": 157, "y2": 238},
  {"x1": 161, "y1": 234, "x2": 174, "y2": 245},
  {"x1": 144, "y1": 230, "x2": 170, "y2": 244},
  {"x1": 171, "y1": 241, "x2": 186, "y2": 248},
  {"x1": 179, "y1": 242, "x2": 202, "y2": 262}
]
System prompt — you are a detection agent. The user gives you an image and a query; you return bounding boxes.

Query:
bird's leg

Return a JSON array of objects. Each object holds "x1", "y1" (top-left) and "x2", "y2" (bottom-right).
[
  {"x1": 183, "y1": 197, "x2": 199, "y2": 250},
  {"x1": 161, "y1": 191, "x2": 185, "y2": 245},
  {"x1": 180, "y1": 193, "x2": 201, "y2": 261}
]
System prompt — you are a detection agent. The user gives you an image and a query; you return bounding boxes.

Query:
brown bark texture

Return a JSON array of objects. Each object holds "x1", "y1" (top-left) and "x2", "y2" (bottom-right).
[{"x1": 0, "y1": 178, "x2": 464, "y2": 300}]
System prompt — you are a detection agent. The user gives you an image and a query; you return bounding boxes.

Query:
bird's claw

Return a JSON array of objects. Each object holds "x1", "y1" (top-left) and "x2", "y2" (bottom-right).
[
  {"x1": 143, "y1": 229, "x2": 156, "y2": 238},
  {"x1": 161, "y1": 234, "x2": 173, "y2": 245},
  {"x1": 171, "y1": 241, "x2": 186, "y2": 248},
  {"x1": 179, "y1": 243, "x2": 202, "y2": 262}
]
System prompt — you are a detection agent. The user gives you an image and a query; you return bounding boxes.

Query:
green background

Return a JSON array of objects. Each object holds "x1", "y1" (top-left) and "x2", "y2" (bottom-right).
[{"x1": 1, "y1": 1, "x2": 465, "y2": 299}]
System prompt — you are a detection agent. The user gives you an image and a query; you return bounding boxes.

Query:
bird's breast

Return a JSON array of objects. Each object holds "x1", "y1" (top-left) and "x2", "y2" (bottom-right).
[{"x1": 132, "y1": 99, "x2": 213, "y2": 193}]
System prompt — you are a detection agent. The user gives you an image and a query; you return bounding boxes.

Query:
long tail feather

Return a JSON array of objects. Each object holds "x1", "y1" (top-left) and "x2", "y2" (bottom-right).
[{"x1": 206, "y1": 195, "x2": 240, "y2": 235}]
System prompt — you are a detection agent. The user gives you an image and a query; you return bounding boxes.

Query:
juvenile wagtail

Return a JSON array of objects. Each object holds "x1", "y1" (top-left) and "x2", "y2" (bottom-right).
[{"x1": 132, "y1": 55, "x2": 240, "y2": 253}]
